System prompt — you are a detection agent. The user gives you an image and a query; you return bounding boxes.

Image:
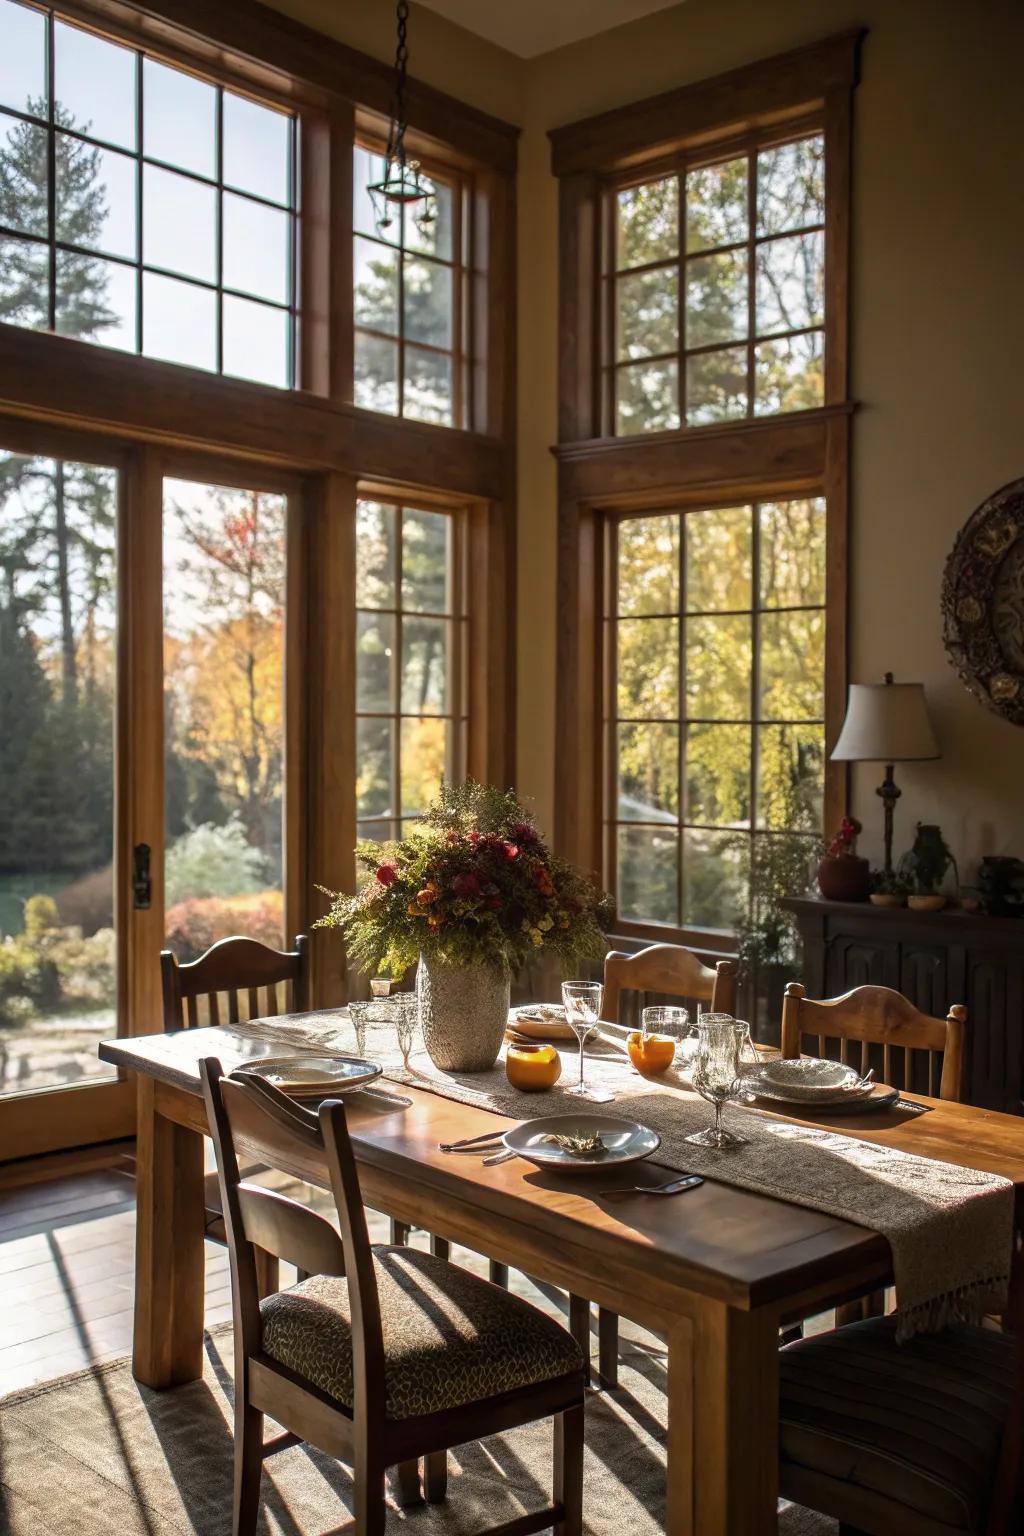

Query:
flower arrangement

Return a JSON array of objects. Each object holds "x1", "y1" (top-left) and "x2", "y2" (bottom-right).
[
  {"x1": 826, "y1": 816, "x2": 862, "y2": 858},
  {"x1": 315, "y1": 781, "x2": 614, "y2": 980}
]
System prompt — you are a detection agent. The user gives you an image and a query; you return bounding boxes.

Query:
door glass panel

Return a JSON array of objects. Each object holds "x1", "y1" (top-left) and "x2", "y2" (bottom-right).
[
  {"x1": 163, "y1": 479, "x2": 286, "y2": 960},
  {"x1": 0, "y1": 451, "x2": 118, "y2": 1096}
]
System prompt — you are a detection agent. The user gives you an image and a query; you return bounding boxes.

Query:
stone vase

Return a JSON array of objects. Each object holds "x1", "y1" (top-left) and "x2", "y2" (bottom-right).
[{"x1": 417, "y1": 954, "x2": 510, "y2": 1072}]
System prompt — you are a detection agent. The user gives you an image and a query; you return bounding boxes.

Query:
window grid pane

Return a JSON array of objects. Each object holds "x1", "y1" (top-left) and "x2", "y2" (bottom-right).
[
  {"x1": 353, "y1": 142, "x2": 463, "y2": 429},
  {"x1": 0, "y1": 5, "x2": 298, "y2": 388},
  {"x1": 609, "y1": 498, "x2": 825, "y2": 931},
  {"x1": 611, "y1": 132, "x2": 826, "y2": 436},
  {"x1": 355, "y1": 500, "x2": 462, "y2": 838}
]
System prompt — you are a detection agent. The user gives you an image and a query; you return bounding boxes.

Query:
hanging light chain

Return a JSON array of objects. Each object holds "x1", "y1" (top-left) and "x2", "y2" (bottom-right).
[{"x1": 386, "y1": 0, "x2": 411, "y2": 167}]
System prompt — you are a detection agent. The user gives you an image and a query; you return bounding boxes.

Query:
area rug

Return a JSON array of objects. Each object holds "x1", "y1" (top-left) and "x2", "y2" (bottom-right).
[{"x1": 0, "y1": 1313, "x2": 835, "y2": 1534}]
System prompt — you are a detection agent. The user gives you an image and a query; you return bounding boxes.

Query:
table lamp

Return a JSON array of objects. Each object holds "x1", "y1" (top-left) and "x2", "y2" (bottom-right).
[{"x1": 830, "y1": 673, "x2": 940, "y2": 873}]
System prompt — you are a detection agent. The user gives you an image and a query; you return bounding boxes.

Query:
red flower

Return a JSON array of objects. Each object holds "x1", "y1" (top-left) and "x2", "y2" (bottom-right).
[
  {"x1": 452, "y1": 872, "x2": 482, "y2": 898},
  {"x1": 509, "y1": 821, "x2": 539, "y2": 846},
  {"x1": 503, "y1": 842, "x2": 519, "y2": 861},
  {"x1": 375, "y1": 861, "x2": 398, "y2": 887},
  {"x1": 534, "y1": 864, "x2": 555, "y2": 897},
  {"x1": 487, "y1": 894, "x2": 503, "y2": 910},
  {"x1": 468, "y1": 830, "x2": 482, "y2": 845}
]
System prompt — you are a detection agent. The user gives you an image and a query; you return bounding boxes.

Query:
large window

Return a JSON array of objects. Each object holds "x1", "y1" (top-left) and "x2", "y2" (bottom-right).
[
  {"x1": 610, "y1": 498, "x2": 826, "y2": 930},
  {"x1": 352, "y1": 144, "x2": 464, "y2": 427},
  {"x1": 162, "y1": 479, "x2": 287, "y2": 961},
  {"x1": 355, "y1": 498, "x2": 465, "y2": 841},
  {"x1": 0, "y1": 0, "x2": 297, "y2": 386},
  {"x1": 611, "y1": 133, "x2": 825, "y2": 435},
  {"x1": 0, "y1": 447, "x2": 118, "y2": 1094}
]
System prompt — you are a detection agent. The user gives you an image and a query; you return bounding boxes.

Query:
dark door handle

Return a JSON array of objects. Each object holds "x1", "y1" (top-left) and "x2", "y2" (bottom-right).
[{"x1": 133, "y1": 843, "x2": 151, "y2": 909}]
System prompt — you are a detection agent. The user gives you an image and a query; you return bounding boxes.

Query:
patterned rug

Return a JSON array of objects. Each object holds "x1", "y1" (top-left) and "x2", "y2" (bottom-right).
[{"x1": 0, "y1": 1303, "x2": 836, "y2": 1534}]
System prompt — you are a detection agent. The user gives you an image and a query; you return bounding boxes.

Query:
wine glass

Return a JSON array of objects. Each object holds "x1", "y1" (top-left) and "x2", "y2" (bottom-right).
[
  {"x1": 560, "y1": 980, "x2": 613, "y2": 1103},
  {"x1": 685, "y1": 1016, "x2": 748, "y2": 1148},
  {"x1": 394, "y1": 993, "x2": 417, "y2": 1069}
]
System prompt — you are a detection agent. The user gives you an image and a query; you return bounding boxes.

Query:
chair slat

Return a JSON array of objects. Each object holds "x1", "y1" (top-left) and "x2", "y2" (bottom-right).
[
  {"x1": 248, "y1": 986, "x2": 260, "y2": 1019},
  {"x1": 860, "y1": 1039, "x2": 868, "y2": 1075},
  {"x1": 227, "y1": 988, "x2": 240, "y2": 1024},
  {"x1": 839, "y1": 1037, "x2": 849, "y2": 1066},
  {"x1": 928, "y1": 1053, "x2": 936, "y2": 1097},
  {"x1": 903, "y1": 1045, "x2": 913, "y2": 1094},
  {"x1": 187, "y1": 994, "x2": 199, "y2": 1029},
  {"x1": 208, "y1": 991, "x2": 221, "y2": 1028},
  {"x1": 267, "y1": 982, "x2": 279, "y2": 1016},
  {"x1": 883, "y1": 1042, "x2": 892, "y2": 1084}
]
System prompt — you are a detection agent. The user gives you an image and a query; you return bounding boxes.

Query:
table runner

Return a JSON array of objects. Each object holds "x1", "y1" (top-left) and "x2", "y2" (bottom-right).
[{"x1": 244, "y1": 1009, "x2": 1014, "y2": 1340}]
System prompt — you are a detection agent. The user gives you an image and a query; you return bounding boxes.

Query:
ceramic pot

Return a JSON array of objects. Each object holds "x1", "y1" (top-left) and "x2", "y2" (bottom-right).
[
  {"x1": 817, "y1": 854, "x2": 871, "y2": 902},
  {"x1": 417, "y1": 954, "x2": 510, "y2": 1072},
  {"x1": 505, "y1": 1042, "x2": 562, "y2": 1092},
  {"x1": 908, "y1": 893, "x2": 947, "y2": 912}
]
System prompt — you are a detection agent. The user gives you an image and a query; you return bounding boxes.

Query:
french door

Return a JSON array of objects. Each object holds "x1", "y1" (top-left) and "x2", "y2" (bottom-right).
[{"x1": 0, "y1": 433, "x2": 320, "y2": 1159}]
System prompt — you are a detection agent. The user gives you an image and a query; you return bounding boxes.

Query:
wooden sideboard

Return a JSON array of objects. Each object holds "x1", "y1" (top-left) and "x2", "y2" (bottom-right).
[{"x1": 782, "y1": 897, "x2": 1024, "y2": 1115}]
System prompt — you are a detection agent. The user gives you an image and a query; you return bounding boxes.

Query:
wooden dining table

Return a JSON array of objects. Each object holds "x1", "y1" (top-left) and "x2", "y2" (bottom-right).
[{"x1": 100, "y1": 1020, "x2": 1024, "y2": 1536}]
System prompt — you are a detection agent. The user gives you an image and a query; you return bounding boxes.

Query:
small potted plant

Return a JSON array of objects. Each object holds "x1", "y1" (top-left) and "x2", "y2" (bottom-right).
[
  {"x1": 315, "y1": 781, "x2": 613, "y2": 1073},
  {"x1": 817, "y1": 816, "x2": 870, "y2": 902},
  {"x1": 899, "y1": 823, "x2": 959, "y2": 912},
  {"x1": 869, "y1": 869, "x2": 911, "y2": 908}
]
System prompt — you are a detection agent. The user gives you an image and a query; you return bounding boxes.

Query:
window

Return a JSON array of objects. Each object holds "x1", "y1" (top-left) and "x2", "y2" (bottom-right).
[
  {"x1": 355, "y1": 498, "x2": 465, "y2": 840},
  {"x1": 610, "y1": 498, "x2": 826, "y2": 929},
  {"x1": 162, "y1": 478, "x2": 287, "y2": 960},
  {"x1": 0, "y1": 445, "x2": 118, "y2": 1094},
  {"x1": 0, "y1": 0, "x2": 297, "y2": 387},
  {"x1": 610, "y1": 133, "x2": 825, "y2": 435},
  {"x1": 353, "y1": 144, "x2": 463, "y2": 427}
]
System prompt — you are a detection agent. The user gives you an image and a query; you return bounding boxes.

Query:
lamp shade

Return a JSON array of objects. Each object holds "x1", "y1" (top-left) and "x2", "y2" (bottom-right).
[{"x1": 831, "y1": 681, "x2": 940, "y2": 763}]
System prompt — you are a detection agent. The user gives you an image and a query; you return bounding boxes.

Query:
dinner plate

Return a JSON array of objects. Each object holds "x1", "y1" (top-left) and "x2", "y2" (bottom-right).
[
  {"x1": 502, "y1": 1113, "x2": 659, "y2": 1173},
  {"x1": 508, "y1": 1005, "x2": 577, "y2": 1042},
  {"x1": 751, "y1": 1081, "x2": 901, "y2": 1115},
  {"x1": 234, "y1": 1055, "x2": 383, "y2": 1098},
  {"x1": 753, "y1": 1058, "x2": 866, "y2": 1103}
]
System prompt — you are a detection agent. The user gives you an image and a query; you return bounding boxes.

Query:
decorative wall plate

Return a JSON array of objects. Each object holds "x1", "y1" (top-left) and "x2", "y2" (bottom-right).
[{"x1": 942, "y1": 476, "x2": 1024, "y2": 725}]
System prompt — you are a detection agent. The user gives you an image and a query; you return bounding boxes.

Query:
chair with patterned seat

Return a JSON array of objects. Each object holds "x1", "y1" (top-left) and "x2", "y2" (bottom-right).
[
  {"x1": 200, "y1": 1056, "x2": 586, "y2": 1535},
  {"x1": 778, "y1": 1254, "x2": 1024, "y2": 1536}
]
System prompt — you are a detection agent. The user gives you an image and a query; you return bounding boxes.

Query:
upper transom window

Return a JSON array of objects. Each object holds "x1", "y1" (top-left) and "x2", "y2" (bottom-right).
[
  {"x1": 610, "y1": 133, "x2": 825, "y2": 435},
  {"x1": 353, "y1": 143, "x2": 463, "y2": 428},
  {"x1": 0, "y1": 0, "x2": 297, "y2": 388}
]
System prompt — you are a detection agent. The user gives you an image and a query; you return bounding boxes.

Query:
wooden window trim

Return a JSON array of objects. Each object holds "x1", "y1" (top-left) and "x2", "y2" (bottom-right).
[{"x1": 553, "y1": 35, "x2": 861, "y2": 940}]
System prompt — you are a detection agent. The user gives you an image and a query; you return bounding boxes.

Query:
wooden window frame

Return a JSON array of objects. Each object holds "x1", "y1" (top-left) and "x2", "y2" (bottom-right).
[
  {"x1": 353, "y1": 490, "x2": 470, "y2": 846},
  {"x1": 0, "y1": 0, "x2": 517, "y2": 1157},
  {"x1": 604, "y1": 117, "x2": 827, "y2": 439},
  {"x1": 551, "y1": 31, "x2": 862, "y2": 951}
]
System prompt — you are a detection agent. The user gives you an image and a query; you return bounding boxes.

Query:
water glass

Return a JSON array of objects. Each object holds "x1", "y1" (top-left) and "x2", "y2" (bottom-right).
[
  {"x1": 685, "y1": 1015, "x2": 748, "y2": 1148},
  {"x1": 634, "y1": 1004, "x2": 690, "y2": 1074},
  {"x1": 560, "y1": 980, "x2": 613, "y2": 1103}
]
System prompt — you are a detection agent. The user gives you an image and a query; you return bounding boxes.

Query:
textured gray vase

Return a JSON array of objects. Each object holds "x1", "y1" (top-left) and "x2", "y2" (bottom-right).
[{"x1": 417, "y1": 954, "x2": 510, "y2": 1072}]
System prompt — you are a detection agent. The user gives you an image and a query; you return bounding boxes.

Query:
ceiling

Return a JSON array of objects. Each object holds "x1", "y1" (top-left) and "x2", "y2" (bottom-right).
[{"x1": 416, "y1": 0, "x2": 684, "y2": 59}]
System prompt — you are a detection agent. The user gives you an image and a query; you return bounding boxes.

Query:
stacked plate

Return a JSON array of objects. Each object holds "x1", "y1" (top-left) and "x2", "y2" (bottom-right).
[
  {"x1": 234, "y1": 1055, "x2": 383, "y2": 1099},
  {"x1": 747, "y1": 1057, "x2": 899, "y2": 1113},
  {"x1": 507, "y1": 1004, "x2": 577, "y2": 1043}
]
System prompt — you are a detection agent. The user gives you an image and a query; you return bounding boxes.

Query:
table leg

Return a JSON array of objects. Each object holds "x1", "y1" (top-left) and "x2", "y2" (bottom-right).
[
  {"x1": 666, "y1": 1304, "x2": 779, "y2": 1536},
  {"x1": 133, "y1": 1076, "x2": 206, "y2": 1387}
]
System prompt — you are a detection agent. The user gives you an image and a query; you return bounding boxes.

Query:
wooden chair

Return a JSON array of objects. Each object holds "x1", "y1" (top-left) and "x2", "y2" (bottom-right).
[
  {"x1": 781, "y1": 982, "x2": 966, "y2": 1104},
  {"x1": 593, "y1": 944, "x2": 738, "y2": 1388},
  {"x1": 602, "y1": 942, "x2": 737, "y2": 1027},
  {"x1": 200, "y1": 1057, "x2": 586, "y2": 1536},
  {"x1": 161, "y1": 935, "x2": 310, "y2": 1292},
  {"x1": 782, "y1": 981, "x2": 967, "y2": 1326},
  {"x1": 778, "y1": 1246, "x2": 1024, "y2": 1536}
]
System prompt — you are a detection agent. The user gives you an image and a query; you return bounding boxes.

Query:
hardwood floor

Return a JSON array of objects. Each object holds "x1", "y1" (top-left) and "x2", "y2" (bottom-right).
[{"x1": 0, "y1": 1142, "x2": 231, "y2": 1397}]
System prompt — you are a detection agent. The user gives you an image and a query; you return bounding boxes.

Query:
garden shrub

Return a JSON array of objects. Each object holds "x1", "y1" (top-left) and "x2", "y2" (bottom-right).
[
  {"x1": 165, "y1": 819, "x2": 270, "y2": 906},
  {"x1": 164, "y1": 891, "x2": 284, "y2": 962}
]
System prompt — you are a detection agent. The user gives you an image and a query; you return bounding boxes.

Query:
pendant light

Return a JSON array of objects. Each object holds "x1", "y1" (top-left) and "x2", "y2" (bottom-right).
[{"x1": 366, "y1": 0, "x2": 437, "y2": 240}]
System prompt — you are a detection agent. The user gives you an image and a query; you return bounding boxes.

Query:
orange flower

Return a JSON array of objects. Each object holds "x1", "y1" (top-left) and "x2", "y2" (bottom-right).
[{"x1": 416, "y1": 882, "x2": 439, "y2": 906}]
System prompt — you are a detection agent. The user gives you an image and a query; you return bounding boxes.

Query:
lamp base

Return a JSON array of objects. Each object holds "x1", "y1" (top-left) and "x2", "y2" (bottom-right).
[{"x1": 877, "y1": 764, "x2": 901, "y2": 875}]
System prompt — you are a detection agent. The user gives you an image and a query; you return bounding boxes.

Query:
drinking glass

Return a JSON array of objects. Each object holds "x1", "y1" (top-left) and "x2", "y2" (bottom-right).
[
  {"x1": 393, "y1": 992, "x2": 417, "y2": 1069},
  {"x1": 561, "y1": 980, "x2": 613, "y2": 1102},
  {"x1": 733, "y1": 1020, "x2": 761, "y2": 1102},
  {"x1": 685, "y1": 1015, "x2": 748, "y2": 1148},
  {"x1": 633, "y1": 1004, "x2": 689, "y2": 1075}
]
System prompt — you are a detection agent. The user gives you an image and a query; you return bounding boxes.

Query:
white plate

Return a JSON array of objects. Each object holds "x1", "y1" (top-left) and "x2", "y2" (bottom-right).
[
  {"x1": 503, "y1": 1114, "x2": 659, "y2": 1173},
  {"x1": 756, "y1": 1058, "x2": 863, "y2": 1100},
  {"x1": 752, "y1": 1082, "x2": 901, "y2": 1114},
  {"x1": 234, "y1": 1055, "x2": 383, "y2": 1098}
]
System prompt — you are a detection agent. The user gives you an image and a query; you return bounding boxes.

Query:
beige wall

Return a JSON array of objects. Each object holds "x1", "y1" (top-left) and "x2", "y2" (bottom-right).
[{"x1": 271, "y1": 0, "x2": 1024, "y2": 878}]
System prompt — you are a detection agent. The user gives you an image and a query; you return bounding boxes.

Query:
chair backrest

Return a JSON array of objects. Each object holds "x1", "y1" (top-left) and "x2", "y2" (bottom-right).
[
  {"x1": 780, "y1": 982, "x2": 967, "y2": 1101},
  {"x1": 161, "y1": 934, "x2": 309, "y2": 1030},
  {"x1": 200, "y1": 1057, "x2": 387, "y2": 1425},
  {"x1": 603, "y1": 943, "x2": 737, "y2": 1027}
]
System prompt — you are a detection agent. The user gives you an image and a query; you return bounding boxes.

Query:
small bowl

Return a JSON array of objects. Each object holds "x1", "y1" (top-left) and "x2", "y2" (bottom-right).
[{"x1": 908, "y1": 894, "x2": 947, "y2": 912}]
